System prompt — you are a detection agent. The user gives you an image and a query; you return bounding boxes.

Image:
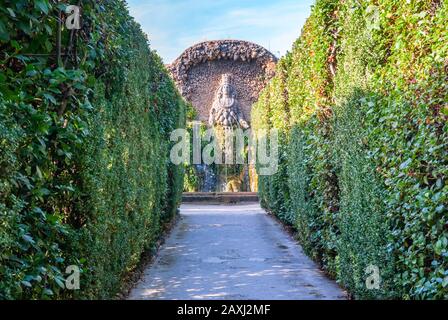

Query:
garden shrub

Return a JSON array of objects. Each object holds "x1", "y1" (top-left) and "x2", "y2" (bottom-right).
[
  {"x1": 252, "y1": 0, "x2": 448, "y2": 299},
  {"x1": 0, "y1": 0, "x2": 185, "y2": 299}
]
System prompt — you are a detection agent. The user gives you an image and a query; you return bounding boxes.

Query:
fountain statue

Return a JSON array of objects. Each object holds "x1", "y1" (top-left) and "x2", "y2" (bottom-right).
[
  {"x1": 169, "y1": 41, "x2": 277, "y2": 194},
  {"x1": 209, "y1": 74, "x2": 249, "y2": 130},
  {"x1": 208, "y1": 74, "x2": 254, "y2": 192}
]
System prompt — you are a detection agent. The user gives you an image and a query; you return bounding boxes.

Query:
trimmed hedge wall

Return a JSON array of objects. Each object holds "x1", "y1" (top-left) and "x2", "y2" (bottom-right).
[
  {"x1": 0, "y1": 1, "x2": 185, "y2": 299},
  {"x1": 252, "y1": 0, "x2": 447, "y2": 299}
]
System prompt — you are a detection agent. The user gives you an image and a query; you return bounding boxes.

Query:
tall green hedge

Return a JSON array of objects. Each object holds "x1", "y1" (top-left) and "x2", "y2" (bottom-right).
[
  {"x1": 0, "y1": 0, "x2": 185, "y2": 299},
  {"x1": 252, "y1": 0, "x2": 448, "y2": 299}
]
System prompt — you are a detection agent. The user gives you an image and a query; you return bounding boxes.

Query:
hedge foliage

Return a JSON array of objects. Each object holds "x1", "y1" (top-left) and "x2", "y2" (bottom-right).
[
  {"x1": 252, "y1": 0, "x2": 448, "y2": 299},
  {"x1": 0, "y1": 0, "x2": 185, "y2": 299}
]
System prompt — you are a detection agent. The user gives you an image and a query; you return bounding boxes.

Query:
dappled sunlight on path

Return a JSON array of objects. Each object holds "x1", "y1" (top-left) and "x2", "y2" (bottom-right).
[{"x1": 128, "y1": 203, "x2": 345, "y2": 300}]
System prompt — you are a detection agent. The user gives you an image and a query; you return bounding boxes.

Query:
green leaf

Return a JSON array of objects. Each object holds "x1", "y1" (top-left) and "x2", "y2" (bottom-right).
[
  {"x1": 442, "y1": 106, "x2": 448, "y2": 116},
  {"x1": 56, "y1": 3, "x2": 68, "y2": 11},
  {"x1": 43, "y1": 288, "x2": 54, "y2": 296},
  {"x1": 35, "y1": 0, "x2": 50, "y2": 14},
  {"x1": 54, "y1": 277, "x2": 66, "y2": 289},
  {"x1": 443, "y1": 277, "x2": 448, "y2": 288},
  {"x1": 10, "y1": 40, "x2": 20, "y2": 50},
  {"x1": 399, "y1": 158, "x2": 412, "y2": 170},
  {"x1": 43, "y1": 93, "x2": 56, "y2": 104},
  {"x1": 22, "y1": 234, "x2": 35, "y2": 244},
  {"x1": 44, "y1": 39, "x2": 52, "y2": 52},
  {"x1": 7, "y1": 8, "x2": 16, "y2": 18},
  {"x1": 26, "y1": 70, "x2": 38, "y2": 77},
  {"x1": 36, "y1": 166, "x2": 43, "y2": 180},
  {"x1": 434, "y1": 240, "x2": 444, "y2": 255},
  {"x1": 44, "y1": 24, "x2": 52, "y2": 35}
]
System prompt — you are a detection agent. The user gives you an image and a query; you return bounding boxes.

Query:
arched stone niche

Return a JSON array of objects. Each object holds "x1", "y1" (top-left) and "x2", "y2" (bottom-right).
[{"x1": 168, "y1": 40, "x2": 277, "y2": 123}]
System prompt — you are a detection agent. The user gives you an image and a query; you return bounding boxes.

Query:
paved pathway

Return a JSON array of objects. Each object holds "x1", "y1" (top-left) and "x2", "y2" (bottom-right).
[{"x1": 129, "y1": 203, "x2": 345, "y2": 300}]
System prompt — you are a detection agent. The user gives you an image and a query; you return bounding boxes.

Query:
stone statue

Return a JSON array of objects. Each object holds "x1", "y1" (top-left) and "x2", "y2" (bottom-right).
[{"x1": 209, "y1": 74, "x2": 249, "y2": 130}]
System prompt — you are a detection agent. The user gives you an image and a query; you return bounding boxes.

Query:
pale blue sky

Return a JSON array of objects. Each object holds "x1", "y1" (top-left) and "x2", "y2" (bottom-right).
[{"x1": 126, "y1": 0, "x2": 314, "y2": 63}]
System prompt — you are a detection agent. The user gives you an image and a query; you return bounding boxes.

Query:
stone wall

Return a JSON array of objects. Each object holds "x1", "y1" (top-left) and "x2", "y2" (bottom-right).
[{"x1": 168, "y1": 40, "x2": 277, "y2": 123}]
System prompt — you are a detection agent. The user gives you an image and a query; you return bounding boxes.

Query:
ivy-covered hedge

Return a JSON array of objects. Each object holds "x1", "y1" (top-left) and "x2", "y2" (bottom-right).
[
  {"x1": 252, "y1": 0, "x2": 447, "y2": 299},
  {"x1": 0, "y1": 0, "x2": 185, "y2": 299}
]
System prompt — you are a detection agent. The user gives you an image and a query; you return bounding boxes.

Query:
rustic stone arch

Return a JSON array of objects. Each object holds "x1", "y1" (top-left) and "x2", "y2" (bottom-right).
[{"x1": 168, "y1": 40, "x2": 277, "y2": 123}]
